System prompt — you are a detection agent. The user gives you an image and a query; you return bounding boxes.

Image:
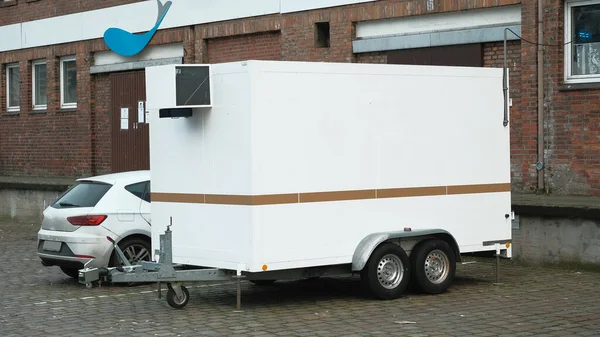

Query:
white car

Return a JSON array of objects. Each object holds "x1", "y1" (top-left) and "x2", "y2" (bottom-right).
[{"x1": 37, "y1": 170, "x2": 152, "y2": 279}]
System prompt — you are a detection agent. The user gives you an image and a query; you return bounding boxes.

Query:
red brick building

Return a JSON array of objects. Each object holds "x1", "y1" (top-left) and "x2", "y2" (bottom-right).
[{"x1": 0, "y1": 0, "x2": 598, "y2": 200}]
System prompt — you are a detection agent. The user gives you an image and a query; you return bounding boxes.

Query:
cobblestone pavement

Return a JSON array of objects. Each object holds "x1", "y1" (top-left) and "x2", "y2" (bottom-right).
[{"x1": 1, "y1": 220, "x2": 600, "y2": 337}]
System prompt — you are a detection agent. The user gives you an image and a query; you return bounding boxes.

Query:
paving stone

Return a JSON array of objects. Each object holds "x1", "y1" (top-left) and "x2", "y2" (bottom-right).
[{"x1": 2, "y1": 220, "x2": 600, "y2": 336}]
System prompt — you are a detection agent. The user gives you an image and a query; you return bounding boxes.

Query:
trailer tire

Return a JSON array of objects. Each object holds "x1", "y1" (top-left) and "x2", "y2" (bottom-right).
[
  {"x1": 166, "y1": 285, "x2": 190, "y2": 309},
  {"x1": 360, "y1": 243, "x2": 410, "y2": 300},
  {"x1": 410, "y1": 239, "x2": 456, "y2": 294}
]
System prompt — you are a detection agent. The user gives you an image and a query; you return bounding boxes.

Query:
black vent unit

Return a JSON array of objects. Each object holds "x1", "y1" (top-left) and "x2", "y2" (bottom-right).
[{"x1": 159, "y1": 108, "x2": 193, "y2": 119}]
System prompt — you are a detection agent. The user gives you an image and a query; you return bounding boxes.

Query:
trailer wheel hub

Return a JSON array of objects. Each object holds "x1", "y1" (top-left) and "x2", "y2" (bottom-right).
[
  {"x1": 377, "y1": 254, "x2": 404, "y2": 289},
  {"x1": 425, "y1": 249, "x2": 450, "y2": 284}
]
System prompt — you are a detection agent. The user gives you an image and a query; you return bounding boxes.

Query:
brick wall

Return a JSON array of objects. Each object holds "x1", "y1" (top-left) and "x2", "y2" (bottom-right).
[
  {"x1": 3, "y1": 0, "x2": 600, "y2": 197},
  {"x1": 207, "y1": 32, "x2": 282, "y2": 63},
  {"x1": 0, "y1": 0, "x2": 144, "y2": 27},
  {"x1": 91, "y1": 74, "x2": 111, "y2": 176},
  {"x1": 483, "y1": 41, "x2": 524, "y2": 192},
  {"x1": 355, "y1": 52, "x2": 387, "y2": 64},
  {"x1": 518, "y1": 0, "x2": 600, "y2": 196},
  {"x1": 0, "y1": 44, "x2": 93, "y2": 178}
]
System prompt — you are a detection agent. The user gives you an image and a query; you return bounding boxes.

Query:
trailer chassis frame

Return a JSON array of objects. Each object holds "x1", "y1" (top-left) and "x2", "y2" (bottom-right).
[{"x1": 78, "y1": 223, "x2": 243, "y2": 309}]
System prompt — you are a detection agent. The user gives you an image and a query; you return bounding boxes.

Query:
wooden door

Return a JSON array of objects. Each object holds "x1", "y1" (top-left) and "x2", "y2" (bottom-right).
[{"x1": 111, "y1": 71, "x2": 149, "y2": 173}]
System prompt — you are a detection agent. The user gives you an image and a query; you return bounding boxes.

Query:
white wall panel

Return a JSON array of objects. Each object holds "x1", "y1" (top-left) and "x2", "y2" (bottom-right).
[
  {"x1": 1, "y1": 0, "x2": 281, "y2": 53},
  {"x1": 0, "y1": 0, "x2": 381, "y2": 53},
  {"x1": 355, "y1": 5, "x2": 521, "y2": 39},
  {"x1": 280, "y1": 0, "x2": 375, "y2": 13},
  {"x1": 94, "y1": 43, "x2": 184, "y2": 66},
  {"x1": 0, "y1": 24, "x2": 22, "y2": 51}
]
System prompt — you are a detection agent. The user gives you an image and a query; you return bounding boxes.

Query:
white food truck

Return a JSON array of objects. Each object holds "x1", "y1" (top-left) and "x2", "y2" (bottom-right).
[{"x1": 79, "y1": 60, "x2": 513, "y2": 309}]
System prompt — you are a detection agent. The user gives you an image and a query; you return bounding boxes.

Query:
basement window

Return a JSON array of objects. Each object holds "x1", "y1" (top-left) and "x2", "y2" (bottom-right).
[
  {"x1": 315, "y1": 22, "x2": 330, "y2": 48},
  {"x1": 565, "y1": 0, "x2": 600, "y2": 83}
]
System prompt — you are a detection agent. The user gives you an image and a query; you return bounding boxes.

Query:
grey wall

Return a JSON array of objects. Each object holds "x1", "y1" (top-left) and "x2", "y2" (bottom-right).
[
  {"x1": 512, "y1": 215, "x2": 600, "y2": 266},
  {"x1": 0, "y1": 189, "x2": 61, "y2": 222}
]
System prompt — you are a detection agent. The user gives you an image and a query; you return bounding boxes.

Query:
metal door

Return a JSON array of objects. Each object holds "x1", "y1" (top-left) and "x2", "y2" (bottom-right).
[
  {"x1": 388, "y1": 44, "x2": 483, "y2": 67},
  {"x1": 111, "y1": 71, "x2": 149, "y2": 173}
]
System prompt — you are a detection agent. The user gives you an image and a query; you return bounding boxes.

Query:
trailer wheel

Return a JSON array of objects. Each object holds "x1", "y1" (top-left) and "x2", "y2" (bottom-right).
[
  {"x1": 410, "y1": 239, "x2": 456, "y2": 294},
  {"x1": 361, "y1": 243, "x2": 410, "y2": 300},
  {"x1": 166, "y1": 284, "x2": 190, "y2": 309}
]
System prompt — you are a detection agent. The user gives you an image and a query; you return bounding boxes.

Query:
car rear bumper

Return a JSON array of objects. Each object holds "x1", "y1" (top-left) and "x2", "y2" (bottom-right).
[{"x1": 37, "y1": 227, "x2": 119, "y2": 269}]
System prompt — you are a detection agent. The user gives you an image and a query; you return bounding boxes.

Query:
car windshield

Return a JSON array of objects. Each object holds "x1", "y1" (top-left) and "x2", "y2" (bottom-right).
[{"x1": 52, "y1": 181, "x2": 113, "y2": 209}]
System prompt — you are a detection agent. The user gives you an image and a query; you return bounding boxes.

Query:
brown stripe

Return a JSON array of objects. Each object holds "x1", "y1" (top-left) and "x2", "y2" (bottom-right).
[
  {"x1": 152, "y1": 183, "x2": 511, "y2": 205},
  {"x1": 205, "y1": 194, "x2": 254, "y2": 206},
  {"x1": 205, "y1": 193, "x2": 299, "y2": 206},
  {"x1": 300, "y1": 189, "x2": 376, "y2": 203},
  {"x1": 377, "y1": 186, "x2": 446, "y2": 199},
  {"x1": 252, "y1": 194, "x2": 299, "y2": 205},
  {"x1": 447, "y1": 183, "x2": 511, "y2": 195},
  {"x1": 152, "y1": 193, "x2": 205, "y2": 204}
]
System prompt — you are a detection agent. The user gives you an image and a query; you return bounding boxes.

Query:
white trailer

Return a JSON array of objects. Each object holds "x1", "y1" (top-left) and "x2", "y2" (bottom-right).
[{"x1": 79, "y1": 60, "x2": 513, "y2": 309}]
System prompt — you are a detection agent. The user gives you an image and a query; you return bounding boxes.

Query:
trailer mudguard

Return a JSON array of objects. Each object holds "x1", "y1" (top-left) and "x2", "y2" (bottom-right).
[{"x1": 351, "y1": 229, "x2": 461, "y2": 272}]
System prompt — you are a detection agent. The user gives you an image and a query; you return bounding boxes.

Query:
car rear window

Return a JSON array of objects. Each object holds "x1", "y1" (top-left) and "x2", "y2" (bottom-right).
[
  {"x1": 125, "y1": 181, "x2": 151, "y2": 203},
  {"x1": 52, "y1": 181, "x2": 113, "y2": 209}
]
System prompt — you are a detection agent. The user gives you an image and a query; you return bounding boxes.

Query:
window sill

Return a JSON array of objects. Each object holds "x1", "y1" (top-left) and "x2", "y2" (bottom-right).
[
  {"x1": 0, "y1": 1, "x2": 17, "y2": 8},
  {"x1": 29, "y1": 110, "x2": 47, "y2": 115},
  {"x1": 57, "y1": 108, "x2": 78, "y2": 113},
  {"x1": 3, "y1": 111, "x2": 20, "y2": 117},
  {"x1": 559, "y1": 82, "x2": 600, "y2": 92}
]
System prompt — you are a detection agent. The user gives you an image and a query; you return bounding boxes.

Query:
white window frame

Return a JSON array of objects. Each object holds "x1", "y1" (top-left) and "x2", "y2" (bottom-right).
[
  {"x1": 32, "y1": 59, "x2": 47, "y2": 110},
  {"x1": 6, "y1": 63, "x2": 19, "y2": 112},
  {"x1": 60, "y1": 55, "x2": 77, "y2": 109},
  {"x1": 564, "y1": 0, "x2": 600, "y2": 84}
]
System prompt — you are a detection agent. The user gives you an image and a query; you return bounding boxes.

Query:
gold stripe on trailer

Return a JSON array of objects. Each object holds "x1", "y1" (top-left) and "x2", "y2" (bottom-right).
[{"x1": 151, "y1": 183, "x2": 511, "y2": 206}]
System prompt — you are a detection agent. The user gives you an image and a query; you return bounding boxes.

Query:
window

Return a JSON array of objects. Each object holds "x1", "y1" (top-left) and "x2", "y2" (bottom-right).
[
  {"x1": 125, "y1": 181, "x2": 151, "y2": 203},
  {"x1": 6, "y1": 63, "x2": 19, "y2": 112},
  {"x1": 32, "y1": 60, "x2": 47, "y2": 110},
  {"x1": 60, "y1": 56, "x2": 77, "y2": 108},
  {"x1": 51, "y1": 181, "x2": 113, "y2": 209},
  {"x1": 565, "y1": 0, "x2": 600, "y2": 83}
]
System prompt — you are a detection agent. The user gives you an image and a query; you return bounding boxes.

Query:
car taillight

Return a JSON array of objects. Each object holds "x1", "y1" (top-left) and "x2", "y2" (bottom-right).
[{"x1": 67, "y1": 215, "x2": 108, "y2": 226}]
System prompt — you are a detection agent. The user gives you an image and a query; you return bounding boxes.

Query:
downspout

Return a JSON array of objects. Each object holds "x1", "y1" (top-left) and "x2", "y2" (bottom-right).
[{"x1": 537, "y1": 0, "x2": 546, "y2": 193}]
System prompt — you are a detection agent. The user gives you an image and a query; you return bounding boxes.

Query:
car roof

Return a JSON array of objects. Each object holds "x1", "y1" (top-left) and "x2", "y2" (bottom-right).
[{"x1": 78, "y1": 170, "x2": 150, "y2": 185}]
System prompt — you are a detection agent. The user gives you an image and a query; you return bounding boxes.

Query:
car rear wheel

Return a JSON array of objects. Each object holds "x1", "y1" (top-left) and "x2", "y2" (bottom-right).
[
  {"x1": 60, "y1": 266, "x2": 80, "y2": 279},
  {"x1": 110, "y1": 237, "x2": 151, "y2": 267}
]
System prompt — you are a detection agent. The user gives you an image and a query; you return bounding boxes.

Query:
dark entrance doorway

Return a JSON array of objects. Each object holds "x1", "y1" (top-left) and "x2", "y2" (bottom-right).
[{"x1": 111, "y1": 71, "x2": 149, "y2": 173}]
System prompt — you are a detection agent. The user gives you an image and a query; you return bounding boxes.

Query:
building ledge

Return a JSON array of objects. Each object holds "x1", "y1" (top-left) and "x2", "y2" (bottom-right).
[
  {"x1": 0, "y1": 176, "x2": 76, "y2": 192},
  {"x1": 512, "y1": 193, "x2": 600, "y2": 219}
]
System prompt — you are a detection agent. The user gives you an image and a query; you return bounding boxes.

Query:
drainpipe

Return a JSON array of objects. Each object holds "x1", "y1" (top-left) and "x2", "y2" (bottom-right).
[{"x1": 537, "y1": 0, "x2": 545, "y2": 193}]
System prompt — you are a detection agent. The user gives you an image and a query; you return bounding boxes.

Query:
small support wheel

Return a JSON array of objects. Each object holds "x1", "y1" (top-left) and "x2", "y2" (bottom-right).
[
  {"x1": 85, "y1": 282, "x2": 93, "y2": 289},
  {"x1": 166, "y1": 284, "x2": 190, "y2": 309},
  {"x1": 360, "y1": 242, "x2": 411, "y2": 300}
]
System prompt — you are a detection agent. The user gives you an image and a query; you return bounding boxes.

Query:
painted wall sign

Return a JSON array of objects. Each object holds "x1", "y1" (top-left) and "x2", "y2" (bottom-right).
[{"x1": 103, "y1": 0, "x2": 173, "y2": 57}]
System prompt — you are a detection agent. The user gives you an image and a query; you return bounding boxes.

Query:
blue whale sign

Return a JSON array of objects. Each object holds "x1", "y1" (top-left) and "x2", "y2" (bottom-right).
[{"x1": 103, "y1": 0, "x2": 172, "y2": 57}]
